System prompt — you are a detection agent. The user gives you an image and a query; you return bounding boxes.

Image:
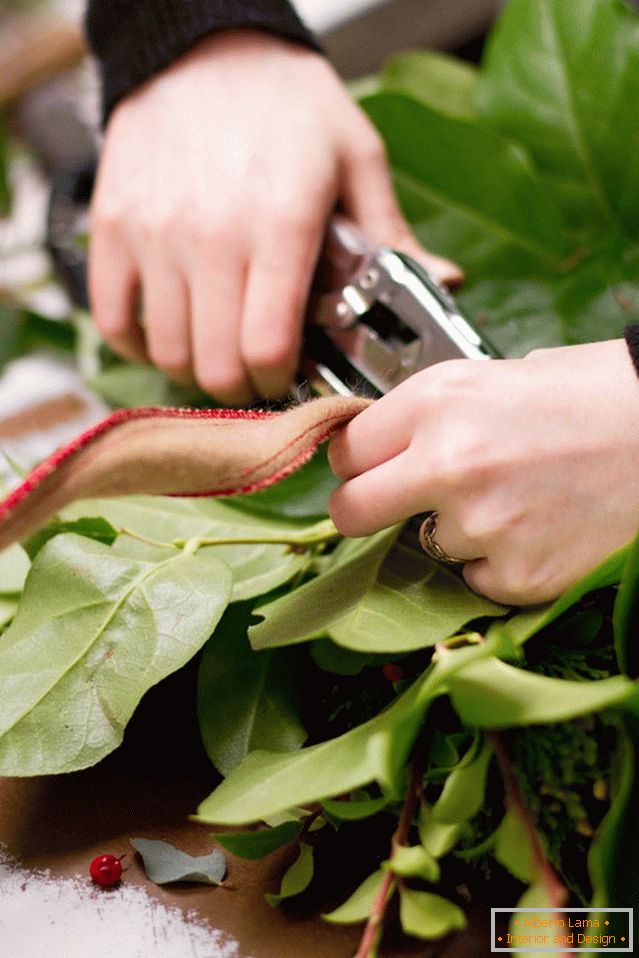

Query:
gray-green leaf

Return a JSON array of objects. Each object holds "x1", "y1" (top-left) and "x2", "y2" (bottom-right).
[{"x1": 130, "y1": 838, "x2": 226, "y2": 885}]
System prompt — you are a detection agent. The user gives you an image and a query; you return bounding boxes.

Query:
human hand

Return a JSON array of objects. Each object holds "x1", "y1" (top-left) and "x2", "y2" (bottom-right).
[
  {"x1": 89, "y1": 29, "x2": 461, "y2": 404},
  {"x1": 327, "y1": 339, "x2": 639, "y2": 605}
]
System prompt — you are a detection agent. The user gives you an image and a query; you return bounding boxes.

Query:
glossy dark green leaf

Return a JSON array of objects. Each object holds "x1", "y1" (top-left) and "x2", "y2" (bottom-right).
[
  {"x1": 265, "y1": 842, "x2": 314, "y2": 906},
  {"x1": 0, "y1": 534, "x2": 232, "y2": 774},
  {"x1": 458, "y1": 279, "x2": 564, "y2": 358},
  {"x1": 398, "y1": 887, "x2": 466, "y2": 940},
  {"x1": 211, "y1": 821, "x2": 301, "y2": 860},
  {"x1": 478, "y1": 0, "x2": 639, "y2": 238},
  {"x1": 361, "y1": 91, "x2": 571, "y2": 283},
  {"x1": 23, "y1": 517, "x2": 118, "y2": 560},
  {"x1": 197, "y1": 603, "x2": 306, "y2": 776},
  {"x1": 130, "y1": 838, "x2": 226, "y2": 885}
]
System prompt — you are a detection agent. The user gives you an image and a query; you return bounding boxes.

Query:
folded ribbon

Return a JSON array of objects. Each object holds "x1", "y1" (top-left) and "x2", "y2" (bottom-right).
[{"x1": 0, "y1": 395, "x2": 371, "y2": 550}]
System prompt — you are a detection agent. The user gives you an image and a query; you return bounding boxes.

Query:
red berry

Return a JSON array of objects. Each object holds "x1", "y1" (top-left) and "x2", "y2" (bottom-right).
[
  {"x1": 90, "y1": 854, "x2": 123, "y2": 887},
  {"x1": 382, "y1": 663, "x2": 404, "y2": 683}
]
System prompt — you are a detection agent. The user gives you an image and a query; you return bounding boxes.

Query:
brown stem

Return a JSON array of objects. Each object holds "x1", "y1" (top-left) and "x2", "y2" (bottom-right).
[
  {"x1": 488, "y1": 731, "x2": 570, "y2": 958},
  {"x1": 354, "y1": 761, "x2": 422, "y2": 958}
]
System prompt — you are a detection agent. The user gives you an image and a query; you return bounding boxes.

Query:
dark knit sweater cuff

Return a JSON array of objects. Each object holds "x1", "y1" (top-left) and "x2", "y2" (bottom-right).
[
  {"x1": 624, "y1": 325, "x2": 639, "y2": 377},
  {"x1": 85, "y1": 0, "x2": 322, "y2": 124}
]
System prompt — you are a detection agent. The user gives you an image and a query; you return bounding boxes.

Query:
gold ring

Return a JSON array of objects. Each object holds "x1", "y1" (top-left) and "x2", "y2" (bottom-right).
[{"x1": 418, "y1": 512, "x2": 465, "y2": 566}]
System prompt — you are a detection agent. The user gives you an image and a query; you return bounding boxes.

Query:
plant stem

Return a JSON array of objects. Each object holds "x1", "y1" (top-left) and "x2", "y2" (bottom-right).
[
  {"x1": 488, "y1": 731, "x2": 570, "y2": 958},
  {"x1": 354, "y1": 761, "x2": 422, "y2": 958}
]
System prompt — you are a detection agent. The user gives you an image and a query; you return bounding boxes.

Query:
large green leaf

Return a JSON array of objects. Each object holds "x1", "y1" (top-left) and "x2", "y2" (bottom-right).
[
  {"x1": 194, "y1": 639, "x2": 507, "y2": 826},
  {"x1": 251, "y1": 535, "x2": 503, "y2": 654},
  {"x1": 0, "y1": 534, "x2": 232, "y2": 774},
  {"x1": 361, "y1": 91, "x2": 571, "y2": 282},
  {"x1": 478, "y1": 0, "x2": 639, "y2": 238},
  {"x1": 197, "y1": 603, "x2": 306, "y2": 775},
  {"x1": 230, "y1": 446, "x2": 339, "y2": 520}
]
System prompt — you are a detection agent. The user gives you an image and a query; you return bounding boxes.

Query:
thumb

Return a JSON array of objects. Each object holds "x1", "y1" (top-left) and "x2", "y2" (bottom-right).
[{"x1": 340, "y1": 137, "x2": 464, "y2": 289}]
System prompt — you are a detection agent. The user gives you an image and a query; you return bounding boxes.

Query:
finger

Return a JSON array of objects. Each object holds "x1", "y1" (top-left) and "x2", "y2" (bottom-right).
[
  {"x1": 340, "y1": 138, "x2": 464, "y2": 288},
  {"x1": 141, "y1": 261, "x2": 192, "y2": 385},
  {"x1": 425, "y1": 511, "x2": 485, "y2": 563},
  {"x1": 328, "y1": 449, "x2": 431, "y2": 537},
  {"x1": 241, "y1": 208, "x2": 329, "y2": 399},
  {"x1": 327, "y1": 394, "x2": 414, "y2": 481},
  {"x1": 88, "y1": 230, "x2": 147, "y2": 364},
  {"x1": 190, "y1": 257, "x2": 253, "y2": 406}
]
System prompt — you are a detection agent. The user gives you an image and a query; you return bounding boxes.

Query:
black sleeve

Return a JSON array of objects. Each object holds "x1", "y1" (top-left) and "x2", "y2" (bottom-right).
[
  {"x1": 625, "y1": 325, "x2": 639, "y2": 377},
  {"x1": 85, "y1": 0, "x2": 322, "y2": 124}
]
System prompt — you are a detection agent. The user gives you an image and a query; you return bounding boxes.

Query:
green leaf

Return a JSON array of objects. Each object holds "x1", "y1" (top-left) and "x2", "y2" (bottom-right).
[
  {"x1": 0, "y1": 596, "x2": 18, "y2": 630},
  {"x1": 588, "y1": 717, "x2": 639, "y2": 914},
  {"x1": 431, "y1": 740, "x2": 493, "y2": 824},
  {"x1": 361, "y1": 91, "x2": 571, "y2": 282},
  {"x1": 211, "y1": 821, "x2": 301, "y2": 860},
  {"x1": 488, "y1": 542, "x2": 630, "y2": 649},
  {"x1": 230, "y1": 446, "x2": 339, "y2": 520},
  {"x1": 322, "y1": 795, "x2": 389, "y2": 821},
  {"x1": 0, "y1": 544, "x2": 30, "y2": 593},
  {"x1": 310, "y1": 638, "x2": 375, "y2": 676},
  {"x1": 448, "y1": 656, "x2": 637, "y2": 728},
  {"x1": 458, "y1": 279, "x2": 564, "y2": 358},
  {"x1": 613, "y1": 528, "x2": 639, "y2": 676},
  {"x1": 197, "y1": 603, "x2": 306, "y2": 776},
  {"x1": 398, "y1": 887, "x2": 466, "y2": 940},
  {"x1": 379, "y1": 51, "x2": 479, "y2": 119},
  {"x1": 0, "y1": 534, "x2": 232, "y2": 775},
  {"x1": 251, "y1": 533, "x2": 504, "y2": 654},
  {"x1": 478, "y1": 0, "x2": 639, "y2": 238},
  {"x1": 323, "y1": 869, "x2": 386, "y2": 924},
  {"x1": 388, "y1": 844, "x2": 440, "y2": 882},
  {"x1": 87, "y1": 363, "x2": 206, "y2": 408},
  {"x1": 494, "y1": 810, "x2": 533, "y2": 883},
  {"x1": 418, "y1": 806, "x2": 463, "y2": 859},
  {"x1": 265, "y1": 842, "x2": 314, "y2": 906},
  {"x1": 23, "y1": 517, "x2": 118, "y2": 561},
  {"x1": 194, "y1": 639, "x2": 504, "y2": 826},
  {"x1": 130, "y1": 838, "x2": 226, "y2": 885}
]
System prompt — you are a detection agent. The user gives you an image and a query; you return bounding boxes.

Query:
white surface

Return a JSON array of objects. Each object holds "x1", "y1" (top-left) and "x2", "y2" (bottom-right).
[{"x1": 0, "y1": 851, "x2": 244, "y2": 958}]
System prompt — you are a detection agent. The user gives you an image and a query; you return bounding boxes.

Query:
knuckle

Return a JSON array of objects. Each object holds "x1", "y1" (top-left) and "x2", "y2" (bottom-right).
[
  {"x1": 352, "y1": 128, "x2": 387, "y2": 166},
  {"x1": 147, "y1": 345, "x2": 190, "y2": 375},
  {"x1": 243, "y1": 335, "x2": 294, "y2": 374}
]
